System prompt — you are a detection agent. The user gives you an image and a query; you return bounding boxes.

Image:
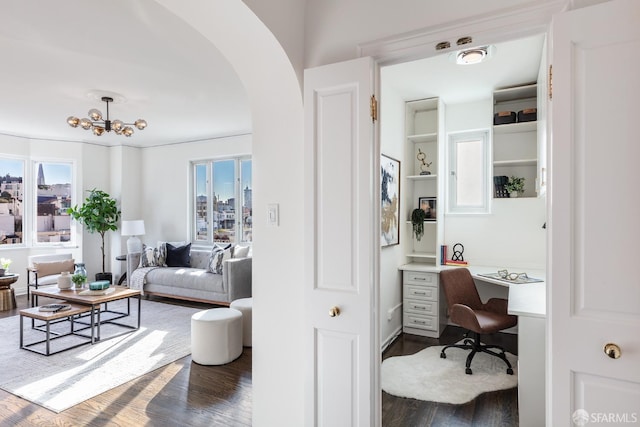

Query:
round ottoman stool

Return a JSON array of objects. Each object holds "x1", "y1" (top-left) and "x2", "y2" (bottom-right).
[
  {"x1": 230, "y1": 297, "x2": 253, "y2": 347},
  {"x1": 191, "y1": 308, "x2": 242, "y2": 365}
]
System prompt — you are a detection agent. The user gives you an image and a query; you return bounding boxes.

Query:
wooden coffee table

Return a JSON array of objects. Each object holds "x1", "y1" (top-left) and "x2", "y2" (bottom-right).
[{"x1": 31, "y1": 286, "x2": 142, "y2": 344}]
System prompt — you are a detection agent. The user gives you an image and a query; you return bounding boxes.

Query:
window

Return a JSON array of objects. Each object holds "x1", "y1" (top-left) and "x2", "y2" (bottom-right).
[
  {"x1": 447, "y1": 130, "x2": 490, "y2": 214},
  {"x1": 193, "y1": 157, "x2": 252, "y2": 245},
  {"x1": 0, "y1": 158, "x2": 25, "y2": 245},
  {"x1": 35, "y1": 161, "x2": 74, "y2": 244}
]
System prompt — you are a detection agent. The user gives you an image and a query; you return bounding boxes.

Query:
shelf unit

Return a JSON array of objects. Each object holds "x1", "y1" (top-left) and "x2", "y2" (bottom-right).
[
  {"x1": 403, "y1": 97, "x2": 444, "y2": 265},
  {"x1": 492, "y1": 84, "x2": 538, "y2": 198}
]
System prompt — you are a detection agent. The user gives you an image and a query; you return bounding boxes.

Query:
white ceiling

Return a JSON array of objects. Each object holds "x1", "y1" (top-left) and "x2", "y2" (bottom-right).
[
  {"x1": 0, "y1": 0, "x2": 251, "y2": 148},
  {"x1": 382, "y1": 34, "x2": 545, "y2": 104}
]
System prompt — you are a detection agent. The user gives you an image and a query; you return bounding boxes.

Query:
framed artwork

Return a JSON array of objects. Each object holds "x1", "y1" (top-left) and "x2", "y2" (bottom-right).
[
  {"x1": 419, "y1": 197, "x2": 437, "y2": 221},
  {"x1": 381, "y1": 154, "x2": 400, "y2": 247}
]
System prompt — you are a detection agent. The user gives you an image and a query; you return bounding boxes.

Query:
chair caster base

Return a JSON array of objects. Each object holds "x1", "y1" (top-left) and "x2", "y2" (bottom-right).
[
  {"x1": 465, "y1": 368, "x2": 472, "y2": 375},
  {"x1": 507, "y1": 368, "x2": 514, "y2": 375},
  {"x1": 440, "y1": 352, "x2": 446, "y2": 359}
]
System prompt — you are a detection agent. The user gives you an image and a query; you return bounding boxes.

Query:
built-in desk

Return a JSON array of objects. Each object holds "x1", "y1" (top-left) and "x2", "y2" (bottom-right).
[{"x1": 399, "y1": 263, "x2": 546, "y2": 427}]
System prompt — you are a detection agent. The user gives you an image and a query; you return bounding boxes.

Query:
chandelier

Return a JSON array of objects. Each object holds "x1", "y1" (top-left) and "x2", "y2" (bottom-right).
[{"x1": 67, "y1": 96, "x2": 147, "y2": 137}]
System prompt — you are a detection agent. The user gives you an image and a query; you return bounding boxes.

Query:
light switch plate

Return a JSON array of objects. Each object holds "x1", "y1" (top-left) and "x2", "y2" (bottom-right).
[{"x1": 267, "y1": 203, "x2": 279, "y2": 226}]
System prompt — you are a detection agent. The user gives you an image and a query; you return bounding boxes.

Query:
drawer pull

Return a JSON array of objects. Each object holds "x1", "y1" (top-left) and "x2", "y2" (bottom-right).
[
  {"x1": 415, "y1": 320, "x2": 426, "y2": 324},
  {"x1": 414, "y1": 277, "x2": 426, "y2": 281},
  {"x1": 415, "y1": 305, "x2": 426, "y2": 310},
  {"x1": 414, "y1": 291, "x2": 427, "y2": 295}
]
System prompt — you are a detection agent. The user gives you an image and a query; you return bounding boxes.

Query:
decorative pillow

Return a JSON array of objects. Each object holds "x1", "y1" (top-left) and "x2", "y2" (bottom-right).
[
  {"x1": 166, "y1": 243, "x2": 191, "y2": 267},
  {"x1": 138, "y1": 246, "x2": 161, "y2": 268},
  {"x1": 155, "y1": 241, "x2": 186, "y2": 267},
  {"x1": 212, "y1": 246, "x2": 233, "y2": 274},
  {"x1": 33, "y1": 259, "x2": 75, "y2": 277},
  {"x1": 232, "y1": 245, "x2": 250, "y2": 259},
  {"x1": 207, "y1": 243, "x2": 231, "y2": 273}
]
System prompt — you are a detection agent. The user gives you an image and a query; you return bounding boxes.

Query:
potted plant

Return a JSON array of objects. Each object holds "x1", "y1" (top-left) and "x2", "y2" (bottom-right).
[
  {"x1": 71, "y1": 272, "x2": 86, "y2": 290},
  {"x1": 411, "y1": 208, "x2": 426, "y2": 241},
  {"x1": 505, "y1": 176, "x2": 525, "y2": 198},
  {"x1": 67, "y1": 189, "x2": 121, "y2": 283},
  {"x1": 0, "y1": 257, "x2": 11, "y2": 275}
]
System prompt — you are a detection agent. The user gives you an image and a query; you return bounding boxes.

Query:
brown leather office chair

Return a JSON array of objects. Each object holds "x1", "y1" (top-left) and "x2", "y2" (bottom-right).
[{"x1": 439, "y1": 268, "x2": 517, "y2": 375}]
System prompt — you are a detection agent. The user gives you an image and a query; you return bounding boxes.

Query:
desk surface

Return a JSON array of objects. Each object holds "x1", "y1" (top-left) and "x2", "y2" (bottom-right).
[{"x1": 399, "y1": 263, "x2": 546, "y2": 318}]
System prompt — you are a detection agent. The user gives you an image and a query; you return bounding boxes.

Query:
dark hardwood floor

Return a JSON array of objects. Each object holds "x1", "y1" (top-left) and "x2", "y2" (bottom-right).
[
  {"x1": 382, "y1": 329, "x2": 519, "y2": 427},
  {"x1": 0, "y1": 294, "x2": 252, "y2": 427}
]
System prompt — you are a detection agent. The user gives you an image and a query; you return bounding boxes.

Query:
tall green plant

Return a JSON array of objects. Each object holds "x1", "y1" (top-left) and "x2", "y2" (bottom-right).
[{"x1": 67, "y1": 189, "x2": 121, "y2": 273}]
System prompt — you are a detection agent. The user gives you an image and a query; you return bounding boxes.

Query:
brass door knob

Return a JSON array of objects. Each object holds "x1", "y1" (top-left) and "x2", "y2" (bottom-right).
[
  {"x1": 604, "y1": 343, "x2": 621, "y2": 359},
  {"x1": 329, "y1": 306, "x2": 341, "y2": 317}
]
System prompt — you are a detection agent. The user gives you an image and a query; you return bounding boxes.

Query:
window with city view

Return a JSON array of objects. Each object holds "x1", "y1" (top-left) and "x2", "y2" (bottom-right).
[
  {"x1": 193, "y1": 157, "x2": 252, "y2": 245},
  {"x1": 0, "y1": 158, "x2": 24, "y2": 245},
  {"x1": 35, "y1": 161, "x2": 73, "y2": 244}
]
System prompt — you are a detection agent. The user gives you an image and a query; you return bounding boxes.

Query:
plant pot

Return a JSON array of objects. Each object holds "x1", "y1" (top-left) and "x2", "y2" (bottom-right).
[
  {"x1": 95, "y1": 272, "x2": 113, "y2": 284},
  {"x1": 510, "y1": 191, "x2": 519, "y2": 198}
]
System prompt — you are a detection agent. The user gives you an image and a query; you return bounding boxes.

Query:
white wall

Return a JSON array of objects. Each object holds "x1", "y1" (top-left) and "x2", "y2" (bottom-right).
[
  {"x1": 379, "y1": 78, "x2": 406, "y2": 349},
  {"x1": 443, "y1": 101, "x2": 546, "y2": 269}
]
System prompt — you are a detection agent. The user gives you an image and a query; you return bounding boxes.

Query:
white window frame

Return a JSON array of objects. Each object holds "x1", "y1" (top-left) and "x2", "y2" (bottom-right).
[
  {"x1": 32, "y1": 159, "x2": 77, "y2": 247},
  {"x1": 447, "y1": 130, "x2": 490, "y2": 214},
  {"x1": 0, "y1": 155, "x2": 26, "y2": 247},
  {"x1": 191, "y1": 156, "x2": 252, "y2": 246}
]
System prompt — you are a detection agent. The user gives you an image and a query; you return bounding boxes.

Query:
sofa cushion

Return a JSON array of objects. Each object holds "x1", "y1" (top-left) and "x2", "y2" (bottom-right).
[
  {"x1": 212, "y1": 246, "x2": 233, "y2": 274},
  {"x1": 207, "y1": 243, "x2": 232, "y2": 273},
  {"x1": 33, "y1": 259, "x2": 75, "y2": 277},
  {"x1": 144, "y1": 267, "x2": 225, "y2": 294},
  {"x1": 232, "y1": 245, "x2": 250, "y2": 258},
  {"x1": 139, "y1": 246, "x2": 162, "y2": 268},
  {"x1": 166, "y1": 243, "x2": 191, "y2": 267}
]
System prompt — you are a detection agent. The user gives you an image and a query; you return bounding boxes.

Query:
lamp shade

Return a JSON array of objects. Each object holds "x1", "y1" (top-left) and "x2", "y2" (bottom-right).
[{"x1": 121, "y1": 220, "x2": 145, "y2": 236}]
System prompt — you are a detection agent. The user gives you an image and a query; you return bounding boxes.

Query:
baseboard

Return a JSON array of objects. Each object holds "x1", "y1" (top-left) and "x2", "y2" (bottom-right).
[{"x1": 381, "y1": 325, "x2": 402, "y2": 353}]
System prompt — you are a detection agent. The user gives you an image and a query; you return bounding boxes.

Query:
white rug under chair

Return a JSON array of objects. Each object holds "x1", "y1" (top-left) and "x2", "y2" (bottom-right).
[{"x1": 382, "y1": 342, "x2": 518, "y2": 405}]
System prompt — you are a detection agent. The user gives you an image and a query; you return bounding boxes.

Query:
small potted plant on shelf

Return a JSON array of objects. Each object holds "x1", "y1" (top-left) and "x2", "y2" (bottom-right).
[
  {"x1": 505, "y1": 176, "x2": 525, "y2": 198},
  {"x1": 411, "y1": 208, "x2": 426, "y2": 241},
  {"x1": 0, "y1": 258, "x2": 11, "y2": 275}
]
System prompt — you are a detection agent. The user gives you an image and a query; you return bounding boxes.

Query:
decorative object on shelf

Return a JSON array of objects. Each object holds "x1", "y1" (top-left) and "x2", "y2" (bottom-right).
[
  {"x1": 493, "y1": 175, "x2": 510, "y2": 198},
  {"x1": 381, "y1": 154, "x2": 400, "y2": 247},
  {"x1": 67, "y1": 96, "x2": 147, "y2": 138},
  {"x1": 71, "y1": 272, "x2": 87, "y2": 290},
  {"x1": 418, "y1": 197, "x2": 437, "y2": 221},
  {"x1": 89, "y1": 280, "x2": 111, "y2": 291},
  {"x1": 122, "y1": 220, "x2": 146, "y2": 254},
  {"x1": 0, "y1": 258, "x2": 11, "y2": 274},
  {"x1": 493, "y1": 111, "x2": 517, "y2": 125},
  {"x1": 57, "y1": 271, "x2": 72, "y2": 290},
  {"x1": 411, "y1": 208, "x2": 426, "y2": 241},
  {"x1": 416, "y1": 148, "x2": 432, "y2": 175},
  {"x1": 505, "y1": 176, "x2": 525, "y2": 198},
  {"x1": 68, "y1": 189, "x2": 121, "y2": 283},
  {"x1": 517, "y1": 108, "x2": 537, "y2": 122},
  {"x1": 451, "y1": 243, "x2": 465, "y2": 261}
]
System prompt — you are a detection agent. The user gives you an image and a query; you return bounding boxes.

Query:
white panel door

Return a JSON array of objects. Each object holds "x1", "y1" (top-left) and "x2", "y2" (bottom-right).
[
  {"x1": 549, "y1": 1, "x2": 640, "y2": 425},
  {"x1": 304, "y1": 57, "x2": 379, "y2": 427}
]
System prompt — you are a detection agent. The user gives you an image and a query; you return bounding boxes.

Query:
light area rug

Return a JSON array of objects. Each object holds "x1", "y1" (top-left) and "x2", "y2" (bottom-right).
[
  {"x1": 382, "y1": 344, "x2": 518, "y2": 404},
  {"x1": 0, "y1": 299, "x2": 201, "y2": 413}
]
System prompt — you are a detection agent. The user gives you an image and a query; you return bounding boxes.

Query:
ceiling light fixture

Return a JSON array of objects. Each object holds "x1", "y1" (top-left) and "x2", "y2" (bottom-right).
[
  {"x1": 67, "y1": 96, "x2": 147, "y2": 137},
  {"x1": 454, "y1": 45, "x2": 494, "y2": 65}
]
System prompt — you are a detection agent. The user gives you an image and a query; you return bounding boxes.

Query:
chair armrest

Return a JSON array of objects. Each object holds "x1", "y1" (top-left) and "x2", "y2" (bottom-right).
[
  {"x1": 450, "y1": 303, "x2": 482, "y2": 332},
  {"x1": 27, "y1": 267, "x2": 39, "y2": 285},
  {"x1": 223, "y1": 257, "x2": 252, "y2": 301},
  {"x1": 483, "y1": 298, "x2": 509, "y2": 315}
]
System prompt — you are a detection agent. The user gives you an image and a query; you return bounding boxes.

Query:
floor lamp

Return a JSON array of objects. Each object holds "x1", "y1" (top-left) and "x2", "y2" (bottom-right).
[{"x1": 122, "y1": 220, "x2": 145, "y2": 286}]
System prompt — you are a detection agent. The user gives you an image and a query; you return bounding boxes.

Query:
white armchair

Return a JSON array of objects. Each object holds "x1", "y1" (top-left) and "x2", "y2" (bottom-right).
[{"x1": 26, "y1": 253, "x2": 75, "y2": 304}]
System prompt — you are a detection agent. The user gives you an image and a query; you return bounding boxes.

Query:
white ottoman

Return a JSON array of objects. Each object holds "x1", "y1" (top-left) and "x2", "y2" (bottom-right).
[
  {"x1": 191, "y1": 308, "x2": 242, "y2": 365},
  {"x1": 230, "y1": 297, "x2": 253, "y2": 347}
]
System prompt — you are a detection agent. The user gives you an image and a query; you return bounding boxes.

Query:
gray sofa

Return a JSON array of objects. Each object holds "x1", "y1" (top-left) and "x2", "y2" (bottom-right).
[{"x1": 127, "y1": 248, "x2": 252, "y2": 305}]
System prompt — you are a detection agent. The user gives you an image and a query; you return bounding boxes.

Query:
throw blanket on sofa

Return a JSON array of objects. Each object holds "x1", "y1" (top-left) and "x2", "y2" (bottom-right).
[{"x1": 129, "y1": 267, "x2": 157, "y2": 295}]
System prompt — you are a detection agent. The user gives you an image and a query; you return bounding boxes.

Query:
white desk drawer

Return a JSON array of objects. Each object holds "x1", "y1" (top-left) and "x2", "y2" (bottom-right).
[
  {"x1": 404, "y1": 299, "x2": 437, "y2": 316},
  {"x1": 403, "y1": 313, "x2": 436, "y2": 331},
  {"x1": 404, "y1": 284, "x2": 437, "y2": 301},
  {"x1": 403, "y1": 271, "x2": 438, "y2": 285}
]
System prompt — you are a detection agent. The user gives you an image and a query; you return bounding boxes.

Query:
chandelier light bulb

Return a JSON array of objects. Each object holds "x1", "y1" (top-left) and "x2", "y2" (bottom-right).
[
  {"x1": 67, "y1": 116, "x2": 80, "y2": 127},
  {"x1": 67, "y1": 95, "x2": 147, "y2": 138},
  {"x1": 88, "y1": 108, "x2": 102, "y2": 121},
  {"x1": 80, "y1": 118, "x2": 92, "y2": 130}
]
